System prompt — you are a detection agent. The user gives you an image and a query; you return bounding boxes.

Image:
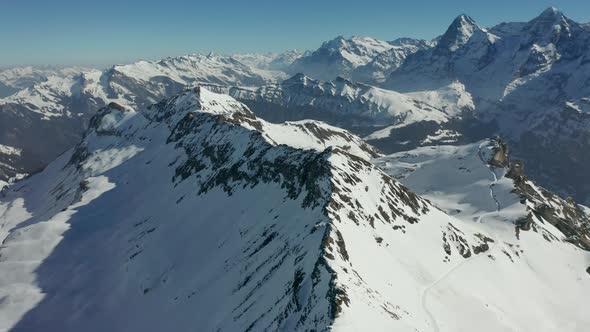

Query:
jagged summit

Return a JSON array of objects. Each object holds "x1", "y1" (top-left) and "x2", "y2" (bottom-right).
[
  {"x1": 525, "y1": 6, "x2": 574, "y2": 40},
  {"x1": 436, "y1": 14, "x2": 481, "y2": 52},
  {"x1": 527, "y1": 6, "x2": 571, "y2": 28},
  {"x1": 287, "y1": 36, "x2": 395, "y2": 81},
  {"x1": 535, "y1": 7, "x2": 565, "y2": 21}
]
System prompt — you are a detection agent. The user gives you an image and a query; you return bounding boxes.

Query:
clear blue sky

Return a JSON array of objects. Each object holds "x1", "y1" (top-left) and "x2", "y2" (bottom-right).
[{"x1": 1, "y1": 0, "x2": 588, "y2": 67}]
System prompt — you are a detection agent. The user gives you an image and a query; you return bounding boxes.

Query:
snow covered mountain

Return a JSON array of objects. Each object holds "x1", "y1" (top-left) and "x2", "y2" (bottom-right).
[
  {"x1": 0, "y1": 54, "x2": 283, "y2": 184},
  {"x1": 378, "y1": 137, "x2": 590, "y2": 250},
  {"x1": 0, "y1": 66, "x2": 86, "y2": 98},
  {"x1": 206, "y1": 74, "x2": 482, "y2": 155},
  {"x1": 385, "y1": 8, "x2": 590, "y2": 203},
  {"x1": 287, "y1": 36, "x2": 431, "y2": 84},
  {"x1": 288, "y1": 36, "x2": 397, "y2": 81},
  {"x1": 8, "y1": 8, "x2": 589, "y2": 204},
  {"x1": 231, "y1": 50, "x2": 307, "y2": 71},
  {"x1": 351, "y1": 38, "x2": 432, "y2": 85},
  {"x1": 1, "y1": 88, "x2": 588, "y2": 331},
  {"x1": 204, "y1": 74, "x2": 469, "y2": 144},
  {"x1": 388, "y1": 8, "x2": 590, "y2": 107},
  {"x1": 375, "y1": 137, "x2": 590, "y2": 330}
]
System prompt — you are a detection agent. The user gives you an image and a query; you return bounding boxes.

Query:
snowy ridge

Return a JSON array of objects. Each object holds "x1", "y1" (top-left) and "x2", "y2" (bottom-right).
[
  {"x1": 0, "y1": 53, "x2": 285, "y2": 182},
  {"x1": 0, "y1": 88, "x2": 499, "y2": 331},
  {"x1": 376, "y1": 137, "x2": 590, "y2": 247},
  {"x1": 231, "y1": 50, "x2": 306, "y2": 71},
  {"x1": 352, "y1": 38, "x2": 431, "y2": 84},
  {"x1": 0, "y1": 66, "x2": 86, "y2": 98},
  {"x1": 112, "y1": 54, "x2": 280, "y2": 89},
  {"x1": 288, "y1": 36, "x2": 400, "y2": 81},
  {"x1": 376, "y1": 138, "x2": 590, "y2": 331},
  {"x1": 384, "y1": 8, "x2": 590, "y2": 203},
  {"x1": 204, "y1": 74, "x2": 451, "y2": 135},
  {"x1": 202, "y1": 75, "x2": 480, "y2": 156},
  {"x1": 1, "y1": 75, "x2": 82, "y2": 117}
]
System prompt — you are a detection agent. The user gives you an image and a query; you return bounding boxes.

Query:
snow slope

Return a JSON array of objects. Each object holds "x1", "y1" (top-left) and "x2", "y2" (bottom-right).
[
  {"x1": 376, "y1": 138, "x2": 590, "y2": 331},
  {"x1": 0, "y1": 88, "x2": 533, "y2": 332}
]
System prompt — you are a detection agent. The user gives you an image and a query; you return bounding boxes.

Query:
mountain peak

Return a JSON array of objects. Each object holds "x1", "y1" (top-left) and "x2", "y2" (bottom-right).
[
  {"x1": 526, "y1": 6, "x2": 572, "y2": 39},
  {"x1": 283, "y1": 72, "x2": 311, "y2": 85},
  {"x1": 529, "y1": 7, "x2": 569, "y2": 25},
  {"x1": 437, "y1": 14, "x2": 481, "y2": 52},
  {"x1": 322, "y1": 35, "x2": 347, "y2": 48},
  {"x1": 455, "y1": 14, "x2": 477, "y2": 25},
  {"x1": 538, "y1": 7, "x2": 563, "y2": 19}
]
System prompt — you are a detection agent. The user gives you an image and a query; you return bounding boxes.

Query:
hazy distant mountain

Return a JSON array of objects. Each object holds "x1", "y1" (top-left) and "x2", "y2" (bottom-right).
[
  {"x1": 232, "y1": 50, "x2": 308, "y2": 71},
  {"x1": 0, "y1": 66, "x2": 87, "y2": 97},
  {"x1": 287, "y1": 36, "x2": 397, "y2": 81},
  {"x1": 0, "y1": 54, "x2": 282, "y2": 184},
  {"x1": 352, "y1": 38, "x2": 433, "y2": 84},
  {"x1": 204, "y1": 74, "x2": 460, "y2": 142}
]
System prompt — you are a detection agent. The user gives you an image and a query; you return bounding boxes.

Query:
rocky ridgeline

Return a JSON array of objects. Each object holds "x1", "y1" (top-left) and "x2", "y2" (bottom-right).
[{"x1": 487, "y1": 137, "x2": 590, "y2": 251}]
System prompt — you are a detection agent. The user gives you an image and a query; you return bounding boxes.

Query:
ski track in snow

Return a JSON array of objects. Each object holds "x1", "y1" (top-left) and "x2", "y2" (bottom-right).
[{"x1": 421, "y1": 143, "x2": 501, "y2": 332}]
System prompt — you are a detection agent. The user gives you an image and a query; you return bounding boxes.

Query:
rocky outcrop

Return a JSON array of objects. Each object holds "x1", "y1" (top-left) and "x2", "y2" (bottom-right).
[
  {"x1": 489, "y1": 136, "x2": 510, "y2": 168},
  {"x1": 490, "y1": 137, "x2": 590, "y2": 251}
]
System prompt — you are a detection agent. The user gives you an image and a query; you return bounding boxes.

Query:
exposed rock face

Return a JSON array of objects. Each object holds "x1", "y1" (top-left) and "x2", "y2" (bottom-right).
[
  {"x1": 486, "y1": 137, "x2": 590, "y2": 251},
  {"x1": 515, "y1": 103, "x2": 590, "y2": 205},
  {"x1": 488, "y1": 136, "x2": 510, "y2": 168}
]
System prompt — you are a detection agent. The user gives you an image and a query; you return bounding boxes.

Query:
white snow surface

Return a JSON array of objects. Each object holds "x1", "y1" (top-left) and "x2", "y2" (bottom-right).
[
  {"x1": 375, "y1": 140, "x2": 590, "y2": 332},
  {"x1": 0, "y1": 90, "x2": 588, "y2": 331},
  {"x1": 0, "y1": 145, "x2": 21, "y2": 157}
]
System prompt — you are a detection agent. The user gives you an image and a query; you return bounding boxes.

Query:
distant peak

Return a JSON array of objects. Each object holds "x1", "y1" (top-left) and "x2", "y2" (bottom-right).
[
  {"x1": 540, "y1": 7, "x2": 562, "y2": 17},
  {"x1": 531, "y1": 7, "x2": 567, "y2": 23},
  {"x1": 452, "y1": 14, "x2": 478, "y2": 28},
  {"x1": 527, "y1": 7, "x2": 573, "y2": 37},
  {"x1": 284, "y1": 73, "x2": 310, "y2": 84},
  {"x1": 437, "y1": 14, "x2": 480, "y2": 52},
  {"x1": 322, "y1": 36, "x2": 347, "y2": 48}
]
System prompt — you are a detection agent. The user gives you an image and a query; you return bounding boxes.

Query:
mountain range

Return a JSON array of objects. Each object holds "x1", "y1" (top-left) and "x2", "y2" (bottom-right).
[
  {"x1": 0, "y1": 7, "x2": 589, "y2": 331},
  {"x1": 1, "y1": 88, "x2": 588, "y2": 331}
]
